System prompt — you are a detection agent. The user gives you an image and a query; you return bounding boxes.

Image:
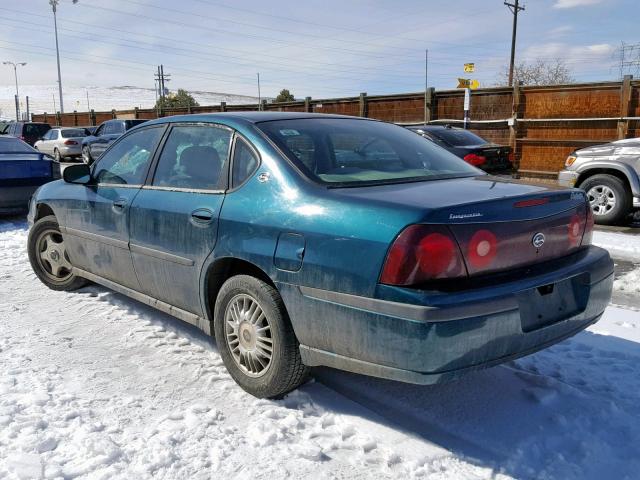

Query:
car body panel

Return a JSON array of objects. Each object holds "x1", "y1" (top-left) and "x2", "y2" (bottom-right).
[{"x1": 29, "y1": 113, "x2": 613, "y2": 385}]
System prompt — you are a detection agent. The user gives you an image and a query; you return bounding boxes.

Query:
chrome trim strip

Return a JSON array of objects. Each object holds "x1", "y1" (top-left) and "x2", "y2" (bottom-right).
[
  {"x1": 141, "y1": 185, "x2": 224, "y2": 194},
  {"x1": 96, "y1": 183, "x2": 142, "y2": 189},
  {"x1": 73, "y1": 267, "x2": 211, "y2": 335},
  {"x1": 297, "y1": 285, "x2": 518, "y2": 323},
  {"x1": 130, "y1": 243, "x2": 195, "y2": 266},
  {"x1": 60, "y1": 226, "x2": 129, "y2": 250}
]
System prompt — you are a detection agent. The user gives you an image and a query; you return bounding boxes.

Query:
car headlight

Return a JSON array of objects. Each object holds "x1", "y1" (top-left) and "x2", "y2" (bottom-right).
[{"x1": 565, "y1": 155, "x2": 577, "y2": 167}]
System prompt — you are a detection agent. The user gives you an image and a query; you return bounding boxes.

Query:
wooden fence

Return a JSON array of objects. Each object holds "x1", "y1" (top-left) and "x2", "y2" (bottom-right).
[{"x1": 33, "y1": 77, "x2": 640, "y2": 178}]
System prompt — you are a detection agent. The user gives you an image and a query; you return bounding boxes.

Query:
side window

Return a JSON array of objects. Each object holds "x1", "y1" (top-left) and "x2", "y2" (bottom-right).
[
  {"x1": 152, "y1": 124, "x2": 231, "y2": 190},
  {"x1": 232, "y1": 138, "x2": 259, "y2": 188},
  {"x1": 93, "y1": 127, "x2": 163, "y2": 185},
  {"x1": 42, "y1": 130, "x2": 52, "y2": 140},
  {"x1": 113, "y1": 122, "x2": 126, "y2": 134},
  {"x1": 94, "y1": 125, "x2": 104, "y2": 136},
  {"x1": 103, "y1": 123, "x2": 115, "y2": 135}
]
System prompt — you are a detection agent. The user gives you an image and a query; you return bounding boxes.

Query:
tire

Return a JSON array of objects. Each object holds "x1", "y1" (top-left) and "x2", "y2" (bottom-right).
[
  {"x1": 82, "y1": 145, "x2": 93, "y2": 165},
  {"x1": 579, "y1": 174, "x2": 632, "y2": 225},
  {"x1": 213, "y1": 275, "x2": 309, "y2": 398},
  {"x1": 28, "y1": 215, "x2": 88, "y2": 291},
  {"x1": 53, "y1": 148, "x2": 62, "y2": 162}
]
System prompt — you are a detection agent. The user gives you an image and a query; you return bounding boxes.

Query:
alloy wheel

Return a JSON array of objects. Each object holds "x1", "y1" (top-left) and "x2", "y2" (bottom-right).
[
  {"x1": 224, "y1": 293, "x2": 273, "y2": 378},
  {"x1": 586, "y1": 185, "x2": 616, "y2": 216},
  {"x1": 35, "y1": 229, "x2": 73, "y2": 281}
]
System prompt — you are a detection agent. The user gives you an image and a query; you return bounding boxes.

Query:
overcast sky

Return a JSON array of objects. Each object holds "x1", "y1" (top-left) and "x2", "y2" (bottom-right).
[{"x1": 0, "y1": 0, "x2": 636, "y2": 99}]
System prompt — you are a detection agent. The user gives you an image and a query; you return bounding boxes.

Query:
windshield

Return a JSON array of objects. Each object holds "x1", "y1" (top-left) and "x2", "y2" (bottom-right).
[
  {"x1": 61, "y1": 128, "x2": 87, "y2": 138},
  {"x1": 257, "y1": 118, "x2": 482, "y2": 186},
  {"x1": 429, "y1": 128, "x2": 487, "y2": 147},
  {"x1": 0, "y1": 137, "x2": 37, "y2": 154},
  {"x1": 24, "y1": 124, "x2": 51, "y2": 137}
]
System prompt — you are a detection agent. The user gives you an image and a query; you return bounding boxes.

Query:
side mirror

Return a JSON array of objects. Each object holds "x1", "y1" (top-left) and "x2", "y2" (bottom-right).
[{"x1": 63, "y1": 164, "x2": 91, "y2": 185}]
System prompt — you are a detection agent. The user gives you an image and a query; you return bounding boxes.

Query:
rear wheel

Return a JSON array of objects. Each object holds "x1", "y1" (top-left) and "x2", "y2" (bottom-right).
[
  {"x1": 580, "y1": 174, "x2": 631, "y2": 225},
  {"x1": 53, "y1": 148, "x2": 62, "y2": 162},
  {"x1": 28, "y1": 215, "x2": 88, "y2": 291},
  {"x1": 213, "y1": 275, "x2": 309, "y2": 398}
]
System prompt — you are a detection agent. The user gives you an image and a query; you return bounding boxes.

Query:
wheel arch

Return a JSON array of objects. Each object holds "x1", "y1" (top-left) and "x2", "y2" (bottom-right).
[
  {"x1": 34, "y1": 203, "x2": 56, "y2": 222},
  {"x1": 576, "y1": 165, "x2": 638, "y2": 196},
  {"x1": 202, "y1": 256, "x2": 277, "y2": 324}
]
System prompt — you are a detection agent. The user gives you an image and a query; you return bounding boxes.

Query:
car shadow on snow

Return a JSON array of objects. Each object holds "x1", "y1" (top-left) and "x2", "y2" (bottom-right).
[{"x1": 88, "y1": 283, "x2": 640, "y2": 480}]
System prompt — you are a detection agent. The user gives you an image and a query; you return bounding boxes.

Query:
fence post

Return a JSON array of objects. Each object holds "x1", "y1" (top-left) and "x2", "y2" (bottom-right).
[
  {"x1": 359, "y1": 92, "x2": 367, "y2": 117},
  {"x1": 90, "y1": 109, "x2": 96, "y2": 126},
  {"x1": 510, "y1": 82, "x2": 521, "y2": 175},
  {"x1": 73, "y1": 110, "x2": 78, "y2": 126},
  {"x1": 111, "y1": 109, "x2": 116, "y2": 119},
  {"x1": 261, "y1": 99, "x2": 268, "y2": 111},
  {"x1": 618, "y1": 75, "x2": 633, "y2": 139},
  {"x1": 55, "y1": 111, "x2": 61, "y2": 127},
  {"x1": 134, "y1": 107, "x2": 139, "y2": 119},
  {"x1": 305, "y1": 96, "x2": 312, "y2": 113},
  {"x1": 43, "y1": 112, "x2": 48, "y2": 124},
  {"x1": 424, "y1": 87, "x2": 435, "y2": 123},
  {"x1": 220, "y1": 101, "x2": 226, "y2": 112}
]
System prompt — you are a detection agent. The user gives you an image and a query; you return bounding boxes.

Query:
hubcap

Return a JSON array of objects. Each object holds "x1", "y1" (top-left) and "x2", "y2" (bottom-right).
[
  {"x1": 36, "y1": 229, "x2": 73, "y2": 281},
  {"x1": 586, "y1": 185, "x2": 616, "y2": 216},
  {"x1": 224, "y1": 294, "x2": 273, "y2": 378}
]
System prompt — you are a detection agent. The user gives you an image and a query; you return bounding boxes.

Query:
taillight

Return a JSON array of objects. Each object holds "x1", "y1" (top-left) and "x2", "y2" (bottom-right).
[
  {"x1": 467, "y1": 229, "x2": 497, "y2": 268},
  {"x1": 380, "y1": 225, "x2": 466, "y2": 286},
  {"x1": 64, "y1": 140, "x2": 78, "y2": 145},
  {"x1": 568, "y1": 214, "x2": 582, "y2": 247},
  {"x1": 463, "y1": 153, "x2": 486, "y2": 166},
  {"x1": 508, "y1": 152, "x2": 515, "y2": 163}
]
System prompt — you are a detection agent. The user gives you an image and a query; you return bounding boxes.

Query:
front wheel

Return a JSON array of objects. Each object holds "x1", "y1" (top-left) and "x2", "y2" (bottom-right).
[
  {"x1": 580, "y1": 174, "x2": 631, "y2": 225},
  {"x1": 28, "y1": 215, "x2": 88, "y2": 291},
  {"x1": 82, "y1": 145, "x2": 93, "y2": 165},
  {"x1": 213, "y1": 275, "x2": 309, "y2": 398}
]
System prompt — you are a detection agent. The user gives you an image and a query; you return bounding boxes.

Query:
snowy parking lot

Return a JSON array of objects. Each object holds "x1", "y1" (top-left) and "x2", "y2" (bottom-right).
[{"x1": 1, "y1": 218, "x2": 639, "y2": 480}]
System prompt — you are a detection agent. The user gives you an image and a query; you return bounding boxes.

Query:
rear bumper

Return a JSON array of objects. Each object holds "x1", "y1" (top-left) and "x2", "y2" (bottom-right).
[{"x1": 280, "y1": 246, "x2": 613, "y2": 384}]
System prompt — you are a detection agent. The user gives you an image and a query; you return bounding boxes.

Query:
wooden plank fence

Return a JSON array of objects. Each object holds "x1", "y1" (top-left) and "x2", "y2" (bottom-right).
[{"x1": 33, "y1": 77, "x2": 640, "y2": 178}]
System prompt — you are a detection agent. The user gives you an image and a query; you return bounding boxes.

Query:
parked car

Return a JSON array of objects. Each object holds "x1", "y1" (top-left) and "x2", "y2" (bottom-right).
[
  {"x1": 0, "y1": 121, "x2": 11, "y2": 135},
  {"x1": 407, "y1": 125, "x2": 513, "y2": 173},
  {"x1": 6, "y1": 121, "x2": 52, "y2": 146},
  {"x1": 81, "y1": 125, "x2": 98, "y2": 136},
  {"x1": 34, "y1": 127, "x2": 87, "y2": 162},
  {"x1": 0, "y1": 136, "x2": 60, "y2": 215},
  {"x1": 558, "y1": 138, "x2": 640, "y2": 225},
  {"x1": 81, "y1": 119, "x2": 147, "y2": 164},
  {"x1": 27, "y1": 113, "x2": 612, "y2": 399}
]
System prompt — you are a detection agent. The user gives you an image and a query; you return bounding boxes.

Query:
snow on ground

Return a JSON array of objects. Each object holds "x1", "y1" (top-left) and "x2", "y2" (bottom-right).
[
  {"x1": 1, "y1": 218, "x2": 640, "y2": 479},
  {"x1": 593, "y1": 230, "x2": 640, "y2": 261}
]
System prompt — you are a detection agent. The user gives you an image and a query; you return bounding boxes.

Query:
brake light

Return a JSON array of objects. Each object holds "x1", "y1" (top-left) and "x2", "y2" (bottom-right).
[
  {"x1": 467, "y1": 229, "x2": 497, "y2": 268},
  {"x1": 64, "y1": 140, "x2": 78, "y2": 145},
  {"x1": 463, "y1": 153, "x2": 486, "y2": 166},
  {"x1": 514, "y1": 198, "x2": 549, "y2": 208},
  {"x1": 380, "y1": 225, "x2": 466, "y2": 286},
  {"x1": 568, "y1": 214, "x2": 582, "y2": 247}
]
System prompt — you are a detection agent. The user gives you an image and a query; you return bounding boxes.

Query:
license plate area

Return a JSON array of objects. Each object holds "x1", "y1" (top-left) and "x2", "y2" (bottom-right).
[{"x1": 516, "y1": 273, "x2": 590, "y2": 332}]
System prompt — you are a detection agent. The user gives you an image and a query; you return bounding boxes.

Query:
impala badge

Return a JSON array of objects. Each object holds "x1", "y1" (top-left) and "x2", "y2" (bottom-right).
[{"x1": 532, "y1": 232, "x2": 546, "y2": 248}]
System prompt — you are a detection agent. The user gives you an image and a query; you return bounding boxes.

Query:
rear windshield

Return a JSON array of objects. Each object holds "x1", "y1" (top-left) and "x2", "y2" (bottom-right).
[
  {"x1": 125, "y1": 120, "x2": 148, "y2": 130},
  {"x1": 429, "y1": 128, "x2": 486, "y2": 147},
  {"x1": 0, "y1": 137, "x2": 37, "y2": 154},
  {"x1": 61, "y1": 129, "x2": 87, "y2": 138},
  {"x1": 257, "y1": 118, "x2": 482, "y2": 186},
  {"x1": 24, "y1": 124, "x2": 51, "y2": 137}
]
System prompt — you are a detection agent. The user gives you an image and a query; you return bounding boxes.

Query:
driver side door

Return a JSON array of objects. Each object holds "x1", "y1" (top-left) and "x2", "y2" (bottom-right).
[{"x1": 61, "y1": 125, "x2": 166, "y2": 290}]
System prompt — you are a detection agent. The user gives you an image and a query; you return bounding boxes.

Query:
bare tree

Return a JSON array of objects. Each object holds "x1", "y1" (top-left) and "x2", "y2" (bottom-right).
[{"x1": 496, "y1": 58, "x2": 575, "y2": 86}]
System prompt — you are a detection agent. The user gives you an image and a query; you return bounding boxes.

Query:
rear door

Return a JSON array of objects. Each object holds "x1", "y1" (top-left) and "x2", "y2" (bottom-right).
[
  {"x1": 129, "y1": 122, "x2": 233, "y2": 314},
  {"x1": 60, "y1": 125, "x2": 166, "y2": 290}
]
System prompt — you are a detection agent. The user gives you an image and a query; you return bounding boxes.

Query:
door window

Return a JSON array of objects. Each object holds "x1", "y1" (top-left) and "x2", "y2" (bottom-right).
[
  {"x1": 231, "y1": 138, "x2": 259, "y2": 188},
  {"x1": 152, "y1": 125, "x2": 231, "y2": 190},
  {"x1": 93, "y1": 127, "x2": 164, "y2": 185}
]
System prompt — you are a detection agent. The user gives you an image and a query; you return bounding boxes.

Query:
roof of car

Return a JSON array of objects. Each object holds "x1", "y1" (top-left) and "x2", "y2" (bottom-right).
[
  {"x1": 407, "y1": 125, "x2": 462, "y2": 131},
  {"x1": 141, "y1": 111, "x2": 368, "y2": 127}
]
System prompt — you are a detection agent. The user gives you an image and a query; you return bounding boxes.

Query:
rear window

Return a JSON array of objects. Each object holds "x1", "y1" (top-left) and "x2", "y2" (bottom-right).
[
  {"x1": 60, "y1": 129, "x2": 87, "y2": 138},
  {"x1": 125, "y1": 120, "x2": 147, "y2": 130},
  {"x1": 24, "y1": 124, "x2": 51, "y2": 137},
  {"x1": 0, "y1": 137, "x2": 37, "y2": 154},
  {"x1": 257, "y1": 118, "x2": 481, "y2": 186},
  {"x1": 429, "y1": 128, "x2": 486, "y2": 147}
]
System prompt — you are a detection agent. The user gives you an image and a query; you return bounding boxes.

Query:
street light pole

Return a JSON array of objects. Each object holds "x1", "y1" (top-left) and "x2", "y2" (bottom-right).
[{"x1": 3, "y1": 61, "x2": 27, "y2": 120}]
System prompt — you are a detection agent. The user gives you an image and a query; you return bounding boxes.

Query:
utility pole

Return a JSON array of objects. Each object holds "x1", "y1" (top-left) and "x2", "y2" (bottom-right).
[
  {"x1": 257, "y1": 73, "x2": 261, "y2": 111},
  {"x1": 3, "y1": 61, "x2": 26, "y2": 120},
  {"x1": 505, "y1": 0, "x2": 525, "y2": 87},
  {"x1": 154, "y1": 65, "x2": 171, "y2": 115},
  {"x1": 424, "y1": 49, "x2": 428, "y2": 125}
]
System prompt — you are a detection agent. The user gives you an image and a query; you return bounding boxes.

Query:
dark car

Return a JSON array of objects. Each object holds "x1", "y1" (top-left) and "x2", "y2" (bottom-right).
[
  {"x1": 0, "y1": 136, "x2": 60, "y2": 214},
  {"x1": 6, "y1": 122, "x2": 52, "y2": 146},
  {"x1": 81, "y1": 119, "x2": 147, "y2": 164},
  {"x1": 28, "y1": 112, "x2": 612, "y2": 399},
  {"x1": 0, "y1": 121, "x2": 11, "y2": 135},
  {"x1": 408, "y1": 125, "x2": 513, "y2": 173}
]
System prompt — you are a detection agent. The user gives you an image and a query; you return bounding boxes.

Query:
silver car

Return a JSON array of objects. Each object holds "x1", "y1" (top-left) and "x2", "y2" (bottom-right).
[
  {"x1": 558, "y1": 138, "x2": 640, "y2": 225},
  {"x1": 34, "y1": 127, "x2": 87, "y2": 162}
]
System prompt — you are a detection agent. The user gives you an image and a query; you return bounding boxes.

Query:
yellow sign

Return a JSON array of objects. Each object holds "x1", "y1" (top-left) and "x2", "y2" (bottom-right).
[
  {"x1": 464, "y1": 63, "x2": 475, "y2": 73},
  {"x1": 457, "y1": 78, "x2": 480, "y2": 89}
]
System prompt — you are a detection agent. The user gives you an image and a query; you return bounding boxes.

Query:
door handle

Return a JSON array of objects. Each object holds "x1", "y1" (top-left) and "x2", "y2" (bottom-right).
[
  {"x1": 190, "y1": 208, "x2": 214, "y2": 224},
  {"x1": 112, "y1": 198, "x2": 128, "y2": 212}
]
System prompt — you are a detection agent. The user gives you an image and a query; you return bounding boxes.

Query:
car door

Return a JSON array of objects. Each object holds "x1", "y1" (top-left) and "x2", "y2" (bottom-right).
[
  {"x1": 128, "y1": 123, "x2": 233, "y2": 314},
  {"x1": 60, "y1": 125, "x2": 166, "y2": 290},
  {"x1": 35, "y1": 129, "x2": 51, "y2": 154}
]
